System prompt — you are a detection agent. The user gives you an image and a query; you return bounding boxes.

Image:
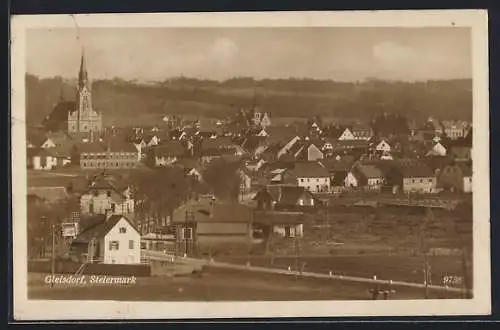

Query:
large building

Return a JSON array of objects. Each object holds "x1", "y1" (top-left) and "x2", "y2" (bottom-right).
[
  {"x1": 43, "y1": 50, "x2": 103, "y2": 135},
  {"x1": 68, "y1": 51, "x2": 103, "y2": 134}
]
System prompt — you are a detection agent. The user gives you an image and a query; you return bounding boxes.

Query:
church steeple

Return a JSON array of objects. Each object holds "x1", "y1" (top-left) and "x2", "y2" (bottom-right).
[{"x1": 78, "y1": 49, "x2": 89, "y2": 90}]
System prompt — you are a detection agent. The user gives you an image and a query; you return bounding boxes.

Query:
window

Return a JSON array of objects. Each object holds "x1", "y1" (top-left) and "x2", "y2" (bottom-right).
[
  {"x1": 316, "y1": 179, "x2": 319, "y2": 182},
  {"x1": 420, "y1": 179, "x2": 423, "y2": 183},
  {"x1": 300, "y1": 178, "x2": 304, "y2": 183},
  {"x1": 119, "y1": 227, "x2": 126, "y2": 234},
  {"x1": 107, "y1": 191, "x2": 112, "y2": 197},
  {"x1": 129, "y1": 240, "x2": 134, "y2": 249},
  {"x1": 111, "y1": 203, "x2": 116, "y2": 212},
  {"x1": 428, "y1": 179, "x2": 433, "y2": 183},
  {"x1": 109, "y1": 241, "x2": 119, "y2": 250},
  {"x1": 92, "y1": 190, "x2": 99, "y2": 197},
  {"x1": 182, "y1": 227, "x2": 193, "y2": 240}
]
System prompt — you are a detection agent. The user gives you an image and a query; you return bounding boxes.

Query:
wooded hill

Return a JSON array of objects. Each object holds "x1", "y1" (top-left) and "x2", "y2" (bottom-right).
[{"x1": 26, "y1": 74, "x2": 472, "y2": 127}]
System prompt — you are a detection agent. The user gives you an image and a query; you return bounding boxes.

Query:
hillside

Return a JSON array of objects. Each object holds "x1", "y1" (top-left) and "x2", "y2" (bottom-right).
[{"x1": 25, "y1": 74, "x2": 473, "y2": 127}]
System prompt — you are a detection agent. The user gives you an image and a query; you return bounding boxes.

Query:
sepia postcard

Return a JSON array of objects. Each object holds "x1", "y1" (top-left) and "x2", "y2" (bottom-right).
[{"x1": 11, "y1": 10, "x2": 490, "y2": 320}]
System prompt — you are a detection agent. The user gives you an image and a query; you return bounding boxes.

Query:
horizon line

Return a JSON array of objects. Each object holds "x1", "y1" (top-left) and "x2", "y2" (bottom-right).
[{"x1": 25, "y1": 72, "x2": 473, "y2": 85}]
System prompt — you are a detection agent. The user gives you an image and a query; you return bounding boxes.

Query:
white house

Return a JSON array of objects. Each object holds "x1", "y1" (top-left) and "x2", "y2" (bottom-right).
[
  {"x1": 426, "y1": 142, "x2": 447, "y2": 157},
  {"x1": 375, "y1": 140, "x2": 391, "y2": 152},
  {"x1": 32, "y1": 149, "x2": 58, "y2": 170},
  {"x1": 80, "y1": 186, "x2": 135, "y2": 218},
  {"x1": 260, "y1": 113, "x2": 271, "y2": 129},
  {"x1": 344, "y1": 171, "x2": 360, "y2": 188},
  {"x1": 292, "y1": 161, "x2": 331, "y2": 193},
  {"x1": 338, "y1": 128, "x2": 356, "y2": 141},
  {"x1": 72, "y1": 215, "x2": 141, "y2": 264}
]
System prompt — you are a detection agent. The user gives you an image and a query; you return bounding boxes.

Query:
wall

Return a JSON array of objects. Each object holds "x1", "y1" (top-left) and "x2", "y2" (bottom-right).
[
  {"x1": 463, "y1": 176, "x2": 472, "y2": 193},
  {"x1": 273, "y1": 224, "x2": 304, "y2": 237},
  {"x1": 297, "y1": 177, "x2": 330, "y2": 192},
  {"x1": 344, "y1": 172, "x2": 358, "y2": 188},
  {"x1": 103, "y1": 218, "x2": 141, "y2": 264},
  {"x1": 80, "y1": 151, "x2": 138, "y2": 170},
  {"x1": 33, "y1": 155, "x2": 57, "y2": 170},
  {"x1": 403, "y1": 177, "x2": 436, "y2": 193},
  {"x1": 80, "y1": 190, "x2": 134, "y2": 215}
]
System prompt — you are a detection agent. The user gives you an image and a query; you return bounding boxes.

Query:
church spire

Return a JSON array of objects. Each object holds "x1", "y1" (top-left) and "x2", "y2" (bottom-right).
[{"x1": 78, "y1": 49, "x2": 89, "y2": 89}]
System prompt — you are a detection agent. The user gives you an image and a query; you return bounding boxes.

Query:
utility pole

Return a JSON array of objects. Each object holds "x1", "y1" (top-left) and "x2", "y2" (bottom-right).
[
  {"x1": 421, "y1": 208, "x2": 432, "y2": 299},
  {"x1": 51, "y1": 224, "x2": 55, "y2": 287}
]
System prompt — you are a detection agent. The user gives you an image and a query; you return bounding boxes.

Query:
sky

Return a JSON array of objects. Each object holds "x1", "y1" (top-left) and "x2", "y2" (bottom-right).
[{"x1": 26, "y1": 27, "x2": 472, "y2": 82}]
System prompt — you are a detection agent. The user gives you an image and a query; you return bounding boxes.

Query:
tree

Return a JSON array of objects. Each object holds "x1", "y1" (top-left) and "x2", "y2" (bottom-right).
[
  {"x1": 130, "y1": 167, "x2": 191, "y2": 231},
  {"x1": 202, "y1": 159, "x2": 242, "y2": 201}
]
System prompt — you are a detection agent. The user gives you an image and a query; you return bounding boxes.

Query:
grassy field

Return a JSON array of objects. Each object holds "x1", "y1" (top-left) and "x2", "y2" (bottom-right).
[
  {"x1": 216, "y1": 254, "x2": 471, "y2": 290},
  {"x1": 28, "y1": 266, "x2": 465, "y2": 301}
]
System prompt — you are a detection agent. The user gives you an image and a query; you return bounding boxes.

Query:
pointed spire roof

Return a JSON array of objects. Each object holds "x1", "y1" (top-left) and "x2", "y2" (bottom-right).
[{"x1": 78, "y1": 49, "x2": 89, "y2": 89}]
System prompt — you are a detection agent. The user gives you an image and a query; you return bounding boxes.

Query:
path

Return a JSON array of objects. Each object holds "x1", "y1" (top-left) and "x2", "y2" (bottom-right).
[{"x1": 143, "y1": 250, "x2": 469, "y2": 295}]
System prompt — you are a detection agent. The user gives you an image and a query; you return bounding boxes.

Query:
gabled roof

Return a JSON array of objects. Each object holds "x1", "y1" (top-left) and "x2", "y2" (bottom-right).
[
  {"x1": 77, "y1": 142, "x2": 106, "y2": 153},
  {"x1": 292, "y1": 161, "x2": 329, "y2": 178},
  {"x1": 253, "y1": 210, "x2": 305, "y2": 225},
  {"x1": 400, "y1": 164, "x2": 435, "y2": 178},
  {"x1": 277, "y1": 186, "x2": 317, "y2": 206},
  {"x1": 173, "y1": 200, "x2": 252, "y2": 223},
  {"x1": 43, "y1": 101, "x2": 76, "y2": 132},
  {"x1": 73, "y1": 215, "x2": 139, "y2": 243},
  {"x1": 153, "y1": 142, "x2": 186, "y2": 157}
]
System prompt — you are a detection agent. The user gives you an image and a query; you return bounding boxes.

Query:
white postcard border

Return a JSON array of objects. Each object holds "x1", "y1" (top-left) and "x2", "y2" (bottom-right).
[{"x1": 11, "y1": 10, "x2": 490, "y2": 320}]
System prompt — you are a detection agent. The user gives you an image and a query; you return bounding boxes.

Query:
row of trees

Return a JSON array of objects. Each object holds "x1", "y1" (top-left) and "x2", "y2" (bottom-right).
[{"x1": 26, "y1": 74, "x2": 472, "y2": 128}]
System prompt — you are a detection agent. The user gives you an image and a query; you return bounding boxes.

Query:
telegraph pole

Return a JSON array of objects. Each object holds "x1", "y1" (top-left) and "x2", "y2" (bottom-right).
[{"x1": 51, "y1": 224, "x2": 55, "y2": 287}]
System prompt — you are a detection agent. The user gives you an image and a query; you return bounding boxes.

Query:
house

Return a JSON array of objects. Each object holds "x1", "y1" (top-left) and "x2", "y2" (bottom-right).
[
  {"x1": 426, "y1": 142, "x2": 447, "y2": 157},
  {"x1": 374, "y1": 139, "x2": 391, "y2": 153},
  {"x1": 438, "y1": 162, "x2": 472, "y2": 193},
  {"x1": 291, "y1": 161, "x2": 330, "y2": 193},
  {"x1": 338, "y1": 127, "x2": 356, "y2": 141},
  {"x1": 144, "y1": 134, "x2": 161, "y2": 147},
  {"x1": 333, "y1": 140, "x2": 370, "y2": 154},
  {"x1": 294, "y1": 142, "x2": 324, "y2": 161},
  {"x1": 172, "y1": 200, "x2": 254, "y2": 255},
  {"x1": 260, "y1": 112, "x2": 271, "y2": 129},
  {"x1": 173, "y1": 158, "x2": 204, "y2": 182},
  {"x1": 31, "y1": 148, "x2": 58, "y2": 170},
  {"x1": 253, "y1": 185, "x2": 321, "y2": 211},
  {"x1": 351, "y1": 122, "x2": 374, "y2": 140},
  {"x1": 152, "y1": 142, "x2": 187, "y2": 167},
  {"x1": 245, "y1": 158, "x2": 266, "y2": 172},
  {"x1": 441, "y1": 120, "x2": 470, "y2": 140},
  {"x1": 80, "y1": 177, "x2": 135, "y2": 219},
  {"x1": 71, "y1": 214, "x2": 141, "y2": 264},
  {"x1": 40, "y1": 131, "x2": 72, "y2": 149},
  {"x1": 344, "y1": 164, "x2": 384, "y2": 191},
  {"x1": 399, "y1": 163, "x2": 437, "y2": 194},
  {"x1": 253, "y1": 210, "x2": 305, "y2": 239},
  {"x1": 276, "y1": 136, "x2": 302, "y2": 159}
]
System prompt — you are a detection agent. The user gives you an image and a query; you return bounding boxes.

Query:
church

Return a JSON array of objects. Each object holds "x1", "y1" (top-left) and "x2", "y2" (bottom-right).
[{"x1": 43, "y1": 51, "x2": 103, "y2": 136}]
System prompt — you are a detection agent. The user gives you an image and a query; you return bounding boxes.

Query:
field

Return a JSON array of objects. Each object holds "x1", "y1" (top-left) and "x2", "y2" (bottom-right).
[
  {"x1": 28, "y1": 266, "x2": 465, "y2": 301},
  {"x1": 216, "y1": 254, "x2": 471, "y2": 289}
]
